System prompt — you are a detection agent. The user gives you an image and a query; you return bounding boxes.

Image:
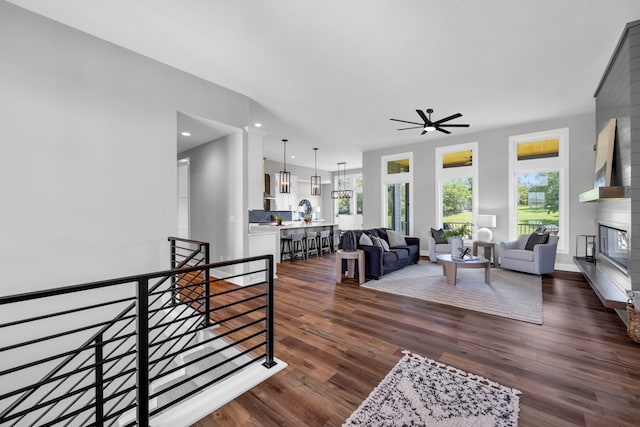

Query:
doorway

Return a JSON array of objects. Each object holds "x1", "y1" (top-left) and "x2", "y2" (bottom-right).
[
  {"x1": 386, "y1": 182, "x2": 410, "y2": 234},
  {"x1": 177, "y1": 158, "x2": 190, "y2": 239}
]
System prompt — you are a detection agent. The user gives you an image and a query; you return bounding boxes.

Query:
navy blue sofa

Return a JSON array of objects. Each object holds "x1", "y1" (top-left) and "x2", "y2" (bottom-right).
[{"x1": 339, "y1": 228, "x2": 420, "y2": 280}]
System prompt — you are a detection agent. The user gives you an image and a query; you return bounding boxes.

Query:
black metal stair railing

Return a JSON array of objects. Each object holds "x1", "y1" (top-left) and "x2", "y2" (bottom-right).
[
  {"x1": 0, "y1": 237, "x2": 276, "y2": 426},
  {"x1": 0, "y1": 237, "x2": 207, "y2": 426}
]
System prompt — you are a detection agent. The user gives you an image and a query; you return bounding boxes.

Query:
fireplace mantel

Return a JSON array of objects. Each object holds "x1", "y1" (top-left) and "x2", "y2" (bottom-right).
[{"x1": 578, "y1": 185, "x2": 629, "y2": 203}]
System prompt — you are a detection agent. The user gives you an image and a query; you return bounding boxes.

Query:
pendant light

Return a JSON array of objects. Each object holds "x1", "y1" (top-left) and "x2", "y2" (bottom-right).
[
  {"x1": 331, "y1": 162, "x2": 353, "y2": 199},
  {"x1": 279, "y1": 139, "x2": 291, "y2": 194},
  {"x1": 311, "y1": 147, "x2": 321, "y2": 196}
]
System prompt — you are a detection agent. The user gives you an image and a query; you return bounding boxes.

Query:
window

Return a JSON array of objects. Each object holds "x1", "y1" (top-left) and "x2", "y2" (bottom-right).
[
  {"x1": 334, "y1": 173, "x2": 362, "y2": 216},
  {"x1": 387, "y1": 158, "x2": 410, "y2": 174},
  {"x1": 355, "y1": 175, "x2": 363, "y2": 214},
  {"x1": 382, "y1": 153, "x2": 413, "y2": 234},
  {"x1": 435, "y1": 143, "x2": 478, "y2": 238},
  {"x1": 386, "y1": 182, "x2": 409, "y2": 233},
  {"x1": 509, "y1": 129, "x2": 568, "y2": 252}
]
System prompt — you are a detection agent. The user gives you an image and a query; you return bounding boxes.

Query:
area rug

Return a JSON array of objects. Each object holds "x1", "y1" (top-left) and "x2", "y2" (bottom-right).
[
  {"x1": 344, "y1": 351, "x2": 521, "y2": 427},
  {"x1": 362, "y1": 261, "x2": 542, "y2": 324}
]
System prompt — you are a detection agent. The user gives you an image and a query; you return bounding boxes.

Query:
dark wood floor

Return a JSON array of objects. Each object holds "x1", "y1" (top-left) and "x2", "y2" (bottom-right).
[{"x1": 192, "y1": 255, "x2": 640, "y2": 427}]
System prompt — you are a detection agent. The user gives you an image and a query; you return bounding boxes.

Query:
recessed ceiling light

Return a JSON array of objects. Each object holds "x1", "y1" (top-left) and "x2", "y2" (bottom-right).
[
  {"x1": 291, "y1": 155, "x2": 295, "y2": 159},
  {"x1": 181, "y1": 131, "x2": 191, "y2": 137},
  {"x1": 254, "y1": 123, "x2": 262, "y2": 128}
]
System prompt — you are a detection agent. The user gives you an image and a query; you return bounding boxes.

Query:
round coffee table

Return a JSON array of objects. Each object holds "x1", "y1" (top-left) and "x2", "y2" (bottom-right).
[{"x1": 436, "y1": 254, "x2": 490, "y2": 286}]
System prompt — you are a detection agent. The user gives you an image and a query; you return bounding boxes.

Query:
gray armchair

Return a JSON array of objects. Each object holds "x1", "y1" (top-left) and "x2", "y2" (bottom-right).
[
  {"x1": 428, "y1": 236, "x2": 451, "y2": 263},
  {"x1": 498, "y1": 234, "x2": 559, "y2": 275}
]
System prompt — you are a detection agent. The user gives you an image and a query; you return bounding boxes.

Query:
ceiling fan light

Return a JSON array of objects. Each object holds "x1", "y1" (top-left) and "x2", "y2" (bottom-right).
[{"x1": 424, "y1": 125, "x2": 436, "y2": 132}]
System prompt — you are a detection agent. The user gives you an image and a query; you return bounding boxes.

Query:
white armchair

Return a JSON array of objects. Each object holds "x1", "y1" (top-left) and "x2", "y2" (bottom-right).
[
  {"x1": 498, "y1": 234, "x2": 559, "y2": 275},
  {"x1": 428, "y1": 236, "x2": 451, "y2": 263}
]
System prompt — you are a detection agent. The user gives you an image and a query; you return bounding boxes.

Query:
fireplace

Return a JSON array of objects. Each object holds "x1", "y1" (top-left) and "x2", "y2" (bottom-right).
[{"x1": 599, "y1": 223, "x2": 629, "y2": 271}]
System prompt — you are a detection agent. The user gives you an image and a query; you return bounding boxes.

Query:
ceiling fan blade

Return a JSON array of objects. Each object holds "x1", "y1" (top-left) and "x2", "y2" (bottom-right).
[
  {"x1": 437, "y1": 128, "x2": 452, "y2": 134},
  {"x1": 421, "y1": 129, "x2": 427, "y2": 135},
  {"x1": 397, "y1": 126, "x2": 424, "y2": 130},
  {"x1": 390, "y1": 118, "x2": 424, "y2": 126},
  {"x1": 438, "y1": 124, "x2": 470, "y2": 127},
  {"x1": 433, "y1": 113, "x2": 462, "y2": 125},
  {"x1": 416, "y1": 109, "x2": 429, "y2": 124}
]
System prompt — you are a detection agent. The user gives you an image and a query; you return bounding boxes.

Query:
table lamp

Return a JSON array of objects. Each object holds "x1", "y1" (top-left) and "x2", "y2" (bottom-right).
[{"x1": 476, "y1": 214, "x2": 496, "y2": 242}]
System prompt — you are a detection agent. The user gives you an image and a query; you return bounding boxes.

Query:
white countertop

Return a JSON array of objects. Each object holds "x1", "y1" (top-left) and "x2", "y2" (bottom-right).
[{"x1": 249, "y1": 222, "x2": 337, "y2": 233}]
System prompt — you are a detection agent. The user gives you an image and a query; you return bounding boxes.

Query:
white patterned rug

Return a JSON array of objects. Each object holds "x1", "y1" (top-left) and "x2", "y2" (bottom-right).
[
  {"x1": 362, "y1": 261, "x2": 542, "y2": 324},
  {"x1": 344, "y1": 351, "x2": 521, "y2": 427}
]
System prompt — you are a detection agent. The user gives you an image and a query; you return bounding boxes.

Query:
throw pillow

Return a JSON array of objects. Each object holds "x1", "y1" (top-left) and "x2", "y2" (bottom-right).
[
  {"x1": 380, "y1": 238, "x2": 390, "y2": 251},
  {"x1": 359, "y1": 232, "x2": 373, "y2": 246},
  {"x1": 534, "y1": 225, "x2": 548, "y2": 234},
  {"x1": 387, "y1": 230, "x2": 407, "y2": 247},
  {"x1": 524, "y1": 232, "x2": 549, "y2": 251},
  {"x1": 431, "y1": 228, "x2": 447, "y2": 244},
  {"x1": 371, "y1": 235, "x2": 390, "y2": 252}
]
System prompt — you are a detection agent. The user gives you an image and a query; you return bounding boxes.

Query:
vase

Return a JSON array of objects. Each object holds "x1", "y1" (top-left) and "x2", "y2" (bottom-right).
[{"x1": 450, "y1": 237, "x2": 463, "y2": 258}]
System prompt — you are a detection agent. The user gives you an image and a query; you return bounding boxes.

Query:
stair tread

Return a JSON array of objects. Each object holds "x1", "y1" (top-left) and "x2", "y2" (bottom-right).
[{"x1": 155, "y1": 350, "x2": 241, "y2": 408}]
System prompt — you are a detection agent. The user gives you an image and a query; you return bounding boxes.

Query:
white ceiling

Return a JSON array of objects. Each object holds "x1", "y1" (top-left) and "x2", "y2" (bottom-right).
[
  {"x1": 176, "y1": 112, "x2": 239, "y2": 154},
  {"x1": 8, "y1": 0, "x2": 640, "y2": 171}
]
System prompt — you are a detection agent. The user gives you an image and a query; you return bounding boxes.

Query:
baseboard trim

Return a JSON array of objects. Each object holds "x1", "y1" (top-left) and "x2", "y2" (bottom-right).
[{"x1": 555, "y1": 262, "x2": 579, "y2": 272}]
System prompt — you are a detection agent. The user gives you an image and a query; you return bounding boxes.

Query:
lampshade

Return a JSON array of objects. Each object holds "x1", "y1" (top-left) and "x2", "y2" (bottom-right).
[
  {"x1": 311, "y1": 147, "x2": 321, "y2": 196},
  {"x1": 279, "y1": 139, "x2": 290, "y2": 194},
  {"x1": 476, "y1": 214, "x2": 496, "y2": 242},
  {"x1": 476, "y1": 214, "x2": 496, "y2": 228}
]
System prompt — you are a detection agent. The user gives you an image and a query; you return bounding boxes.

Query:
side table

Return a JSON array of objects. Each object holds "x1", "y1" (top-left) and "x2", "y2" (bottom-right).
[
  {"x1": 473, "y1": 241, "x2": 496, "y2": 267},
  {"x1": 336, "y1": 249, "x2": 365, "y2": 284}
]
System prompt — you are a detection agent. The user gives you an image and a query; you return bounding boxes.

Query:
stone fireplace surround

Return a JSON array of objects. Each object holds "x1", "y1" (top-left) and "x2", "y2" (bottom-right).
[{"x1": 577, "y1": 19, "x2": 640, "y2": 322}]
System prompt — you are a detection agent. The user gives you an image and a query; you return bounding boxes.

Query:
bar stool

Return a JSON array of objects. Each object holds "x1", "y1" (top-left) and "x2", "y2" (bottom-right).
[
  {"x1": 334, "y1": 231, "x2": 342, "y2": 252},
  {"x1": 305, "y1": 231, "x2": 319, "y2": 258},
  {"x1": 319, "y1": 230, "x2": 332, "y2": 255},
  {"x1": 280, "y1": 235, "x2": 292, "y2": 261},
  {"x1": 283, "y1": 233, "x2": 305, "y2": 261}
]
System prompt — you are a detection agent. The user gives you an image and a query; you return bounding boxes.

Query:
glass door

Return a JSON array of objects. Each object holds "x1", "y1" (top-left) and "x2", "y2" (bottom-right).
[{"x1": 386, "y1": 182, "x2": 410, "y2": 234}]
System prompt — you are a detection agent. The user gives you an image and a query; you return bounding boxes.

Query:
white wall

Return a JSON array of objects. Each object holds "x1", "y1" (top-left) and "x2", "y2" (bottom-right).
[
  {"x1": 0, "y1": 1, "x2": 250, "y2": 293},
  {"x1": 362, "y1": 113, "x2": 597, "y2": 268},
  {"x1": 180, "y1": 132, "x2": 246, "y2": 262},
  {"x1": 263, "y1": 160, "x2": 331, "y2": 220}
]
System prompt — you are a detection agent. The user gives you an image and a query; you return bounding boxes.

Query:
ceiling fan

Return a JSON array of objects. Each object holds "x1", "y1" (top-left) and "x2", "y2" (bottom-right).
[{"x1": 390, "y1": 108, "x2": 469, "y2": 135}]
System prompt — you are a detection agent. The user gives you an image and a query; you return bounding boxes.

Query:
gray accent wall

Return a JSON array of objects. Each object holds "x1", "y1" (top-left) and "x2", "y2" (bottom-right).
[
  {"x1": 594, "y1": 20, "x2": 640, "y2": 291},
  {"x1": 363, "y1": 113, "x2": 597, "y2": 268},
  {"x1": 632, "y1": 23, "x2": 640, "y2": 290}
]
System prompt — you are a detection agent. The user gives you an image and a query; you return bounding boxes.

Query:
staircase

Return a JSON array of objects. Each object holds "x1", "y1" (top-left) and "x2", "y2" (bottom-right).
[{"x1": 0, "y1": 238, "x2": 285, "y2": 426}]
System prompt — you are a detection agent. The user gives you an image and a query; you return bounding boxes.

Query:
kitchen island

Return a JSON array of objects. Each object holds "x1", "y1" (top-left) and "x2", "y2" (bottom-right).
[{"x1": 249, "y1": 222, "x2": 339, "y2": 262}]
